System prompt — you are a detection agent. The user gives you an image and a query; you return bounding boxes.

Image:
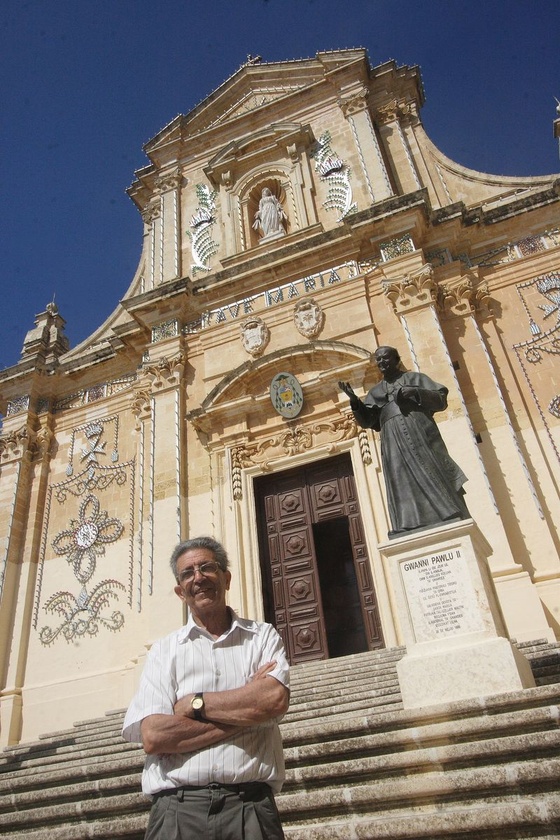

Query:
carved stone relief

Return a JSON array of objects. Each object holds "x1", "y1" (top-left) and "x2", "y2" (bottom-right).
[
  {"x1": 240, "y1": 317, "x2": 270, "y2": 357},
  {"x1": 293, "y1": 298, "x2": 324, "y2": 339},
  {"x1": 34, "y1": 417, "x2": 134, "y2": 645}
]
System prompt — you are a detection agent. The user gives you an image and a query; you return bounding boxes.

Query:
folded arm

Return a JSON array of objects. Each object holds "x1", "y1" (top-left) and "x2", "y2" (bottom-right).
[
  {"x1": 140, "y1": 661, "x2": 289, "y2": 755},
  {"x1": 174, "y1": 662, "x2": 289, "y2": 727},
  {"x1": 141, "y1": 713, "x2": 240, "y2": 755}
]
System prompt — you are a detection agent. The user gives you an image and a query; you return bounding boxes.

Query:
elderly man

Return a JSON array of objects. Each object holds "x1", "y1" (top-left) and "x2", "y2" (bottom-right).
[
  {"x1": 123, "y1": 536, "x2": 290, "y2": 840},
  {"x1": 340, "y1": 346, "x2": 469, "y2": 539}
]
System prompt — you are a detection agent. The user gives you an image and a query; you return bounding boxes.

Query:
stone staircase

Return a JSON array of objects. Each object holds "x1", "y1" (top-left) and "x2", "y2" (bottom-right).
[{"x1": 0, "y1": 640, "x2": 559, "y2": 839}]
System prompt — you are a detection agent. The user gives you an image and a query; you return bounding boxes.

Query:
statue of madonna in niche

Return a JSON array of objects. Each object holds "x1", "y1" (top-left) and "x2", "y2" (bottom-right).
[{"x1": 253, "y1": 187, "x2": 287, "y2": 240}]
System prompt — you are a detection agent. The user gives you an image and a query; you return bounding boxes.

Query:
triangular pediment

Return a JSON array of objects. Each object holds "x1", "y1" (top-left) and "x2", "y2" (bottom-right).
[{"x1": 144, "y1": 50, "x2": 367, "y2": 155}]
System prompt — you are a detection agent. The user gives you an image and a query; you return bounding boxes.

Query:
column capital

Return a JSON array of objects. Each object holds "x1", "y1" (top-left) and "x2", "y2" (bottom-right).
[
  {"x1": 438, "y1": 277, "x2": 493, "y2": 318},
  {"x1": 0, "y1": 424, "x2": 31, "y2": 464},
  {"x1": 155, "y1": 169, "x2": 184, "y2": 193},
  {"x1": 338, "y1": 87, "x2": 370, "y2": 118},
  {"x1": 374, "y1": 97, "x2": 419, "y2": 126},
  {"x1": 382, "y1": 263, "x2": 436, "y2": 313},
  {"x1": 141, "y1": 200, "x2": 161, "y2": 226},
  {"x1": 141, "y1": 353, "x2": 186, "y2": 392}
]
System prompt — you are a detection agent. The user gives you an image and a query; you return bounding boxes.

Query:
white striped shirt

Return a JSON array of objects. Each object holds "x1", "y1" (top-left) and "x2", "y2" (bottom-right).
[{"x1": 122, "y1": 611, "x2": 290, "y2": 794}]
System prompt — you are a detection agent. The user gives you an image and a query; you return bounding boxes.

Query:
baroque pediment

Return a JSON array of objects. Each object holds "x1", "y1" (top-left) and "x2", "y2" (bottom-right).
[{"x1": 143, "y1": 51, "x2": 366, "y2": 156}]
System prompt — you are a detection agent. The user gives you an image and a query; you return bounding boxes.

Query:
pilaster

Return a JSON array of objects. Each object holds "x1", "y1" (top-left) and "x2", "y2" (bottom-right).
[
  {"x1": 141, "y1": 200, "x2": 162, "y2": 289},
  {"x1": 375, "y1": 99, "x2": 423, "y2": 197},
  {"x1": 133, "y1": 331, "x2": 186, "y2": 641},
  {"x1": 0, "y1": 418, "x2": 54, "y2": 745},
  {"x1": 339, "y1": 88, "x2": 393, "y2": 204},
  {"x1": 155, "y1": 170, "x2": 183, "y2": 284}
]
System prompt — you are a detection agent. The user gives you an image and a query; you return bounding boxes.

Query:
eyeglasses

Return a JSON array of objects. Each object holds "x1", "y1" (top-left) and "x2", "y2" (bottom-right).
[{"x1": 178, "y1": 561, "x2": 221, "y2": 582}]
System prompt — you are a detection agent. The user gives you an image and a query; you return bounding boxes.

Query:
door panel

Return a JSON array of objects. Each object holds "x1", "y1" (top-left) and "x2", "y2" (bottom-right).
[{"x1": 255, "y1": 453, "x2": 384, "y2": 664}]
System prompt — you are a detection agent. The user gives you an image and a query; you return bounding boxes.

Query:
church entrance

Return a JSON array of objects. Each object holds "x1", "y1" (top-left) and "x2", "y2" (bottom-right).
[{"x1": 255, "y1": 453, "x2": 385, "y2": 665}]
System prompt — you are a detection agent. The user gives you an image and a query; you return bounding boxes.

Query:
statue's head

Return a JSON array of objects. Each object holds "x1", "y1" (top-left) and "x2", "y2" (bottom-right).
[{"x1": 374, "y1": 346, "x2": 401, "y2": 378}]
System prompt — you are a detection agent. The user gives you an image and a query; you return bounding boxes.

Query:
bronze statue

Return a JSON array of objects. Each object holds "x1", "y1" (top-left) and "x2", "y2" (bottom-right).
[{"x1": 339, "y1": 346, "x2": 469, "y2": 539}]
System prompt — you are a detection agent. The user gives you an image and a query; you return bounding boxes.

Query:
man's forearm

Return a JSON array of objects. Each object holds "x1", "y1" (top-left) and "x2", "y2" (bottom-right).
[
  {"x1": 175, "y1": 676, "x2": 289, "y2": 728},
  {"x1": 141, "y1": 713, "x2": 241, "y2": 755}
]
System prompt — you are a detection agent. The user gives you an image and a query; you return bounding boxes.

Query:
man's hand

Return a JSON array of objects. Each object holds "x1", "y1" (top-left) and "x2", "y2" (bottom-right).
[
  {"x1": 338, "y1": 381, "x2": 362, "y2": 410},
  {"x1": 398, "y1": 386, "x2": 420, "y2": 403},
  {"x1": 250, "y1": 661, "x2": 277, "y2": 681}
]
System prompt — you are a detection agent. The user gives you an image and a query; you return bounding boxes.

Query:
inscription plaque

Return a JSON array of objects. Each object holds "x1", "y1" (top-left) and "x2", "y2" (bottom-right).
[{"x1": 400, "y1": 548, "x2": 485, "y2": 643}]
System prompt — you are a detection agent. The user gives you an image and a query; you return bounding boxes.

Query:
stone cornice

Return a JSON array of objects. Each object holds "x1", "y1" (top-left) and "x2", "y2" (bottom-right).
[{"x1": 431, "y1": 181, "x2": 560, "y2": 228}]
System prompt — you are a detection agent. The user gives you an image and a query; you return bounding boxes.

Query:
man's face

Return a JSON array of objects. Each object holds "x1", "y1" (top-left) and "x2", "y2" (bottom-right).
[
  {"x1": 375, "y1": 347, "x2": 399, "y2": 377},
  {"x1": 174, "y1": 547, "x2": 231, "y2": 616}
]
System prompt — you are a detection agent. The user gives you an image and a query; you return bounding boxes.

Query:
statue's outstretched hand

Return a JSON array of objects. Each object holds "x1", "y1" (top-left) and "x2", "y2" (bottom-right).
[{"x1": 338, "y1": 381, "x2": 361, "y2": 410}]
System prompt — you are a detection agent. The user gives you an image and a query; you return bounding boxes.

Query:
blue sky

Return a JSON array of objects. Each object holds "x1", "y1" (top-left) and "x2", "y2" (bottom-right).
[{"x1": 2, "y1": 0, "x2": 559, "y2": 370}]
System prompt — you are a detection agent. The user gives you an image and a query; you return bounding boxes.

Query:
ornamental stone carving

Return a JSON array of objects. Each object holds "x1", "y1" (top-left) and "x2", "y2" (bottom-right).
[
  {"x1": 436, "y1": 274, "x2": 493, "y2": 318},
  {"x1": 293, "y1": 298, "x2": 324, "y2": 339},
  {"x1": 141, "y1": 201, "x2": 161, "y2": 226},
  {"x1": 155, "y1": 170, "x2": 183, "y2": 192},
  {"x1": 142, "y1": 354, "x2": 186, "y2": 390},
  {"x1": 229, "y1": 410, "x2": 360, "y2": 500},
  {"x1": 375, "y1": 98, "x2": 416, "y2": 126},
  {"x1": 0, "y1": 425, "x2": 30, "y2": 462},
  {"x1": 240, "y1": 317, "x2": 270, "y2": 357},
  {"x1": 382, "y1": 263, "x2": 436, "y2": 313},
  {"x1": 339, "y1": 87, "x2": 369, "y2": 118}
]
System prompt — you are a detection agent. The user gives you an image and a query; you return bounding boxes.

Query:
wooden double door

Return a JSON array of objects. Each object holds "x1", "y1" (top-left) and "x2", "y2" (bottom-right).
[{"x1": 255, "y1": 453, "x2": 385, "y2": 665}]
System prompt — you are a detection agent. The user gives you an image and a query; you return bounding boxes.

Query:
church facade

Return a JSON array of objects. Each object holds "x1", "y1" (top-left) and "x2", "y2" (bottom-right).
[{"x1": 1, "y1": 49, "x2": 559, "y2": 745}]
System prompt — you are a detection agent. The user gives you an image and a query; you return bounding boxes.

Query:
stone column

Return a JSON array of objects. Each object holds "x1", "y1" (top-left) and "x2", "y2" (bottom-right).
[{"x1": 339, "y1": 88, "x2": 393, "y2": 204}]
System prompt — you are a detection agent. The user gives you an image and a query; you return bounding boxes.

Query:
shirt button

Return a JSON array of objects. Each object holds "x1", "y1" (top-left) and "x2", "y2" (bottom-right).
[
  {"x1": 215, "y1": 669, "x2": 221, "y2": 676},
  {"x1": 212, "y1": 764, "x2": 218, "y2": 772}
]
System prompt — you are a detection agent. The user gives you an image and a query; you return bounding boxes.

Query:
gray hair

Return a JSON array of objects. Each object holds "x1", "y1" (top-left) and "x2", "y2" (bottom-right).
[{"x1": 169, "y1": 536, "x2": 229, "y2": 580}]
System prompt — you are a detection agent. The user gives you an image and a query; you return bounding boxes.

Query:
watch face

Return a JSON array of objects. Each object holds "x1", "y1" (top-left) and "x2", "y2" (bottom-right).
[{"x1": 192, "y1": 696, "x2": 204, "y2": 710}]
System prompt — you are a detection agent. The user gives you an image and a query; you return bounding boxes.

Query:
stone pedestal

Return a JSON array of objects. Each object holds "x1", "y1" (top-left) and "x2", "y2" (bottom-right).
[{"x1": 379, "y1": 520, "x2": 535, "y2": 708}]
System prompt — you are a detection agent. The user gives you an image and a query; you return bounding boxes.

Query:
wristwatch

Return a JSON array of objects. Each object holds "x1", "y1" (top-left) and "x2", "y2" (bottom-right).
[{"x1": 191, "y1": 692, "x2": 205, "y2": 721}]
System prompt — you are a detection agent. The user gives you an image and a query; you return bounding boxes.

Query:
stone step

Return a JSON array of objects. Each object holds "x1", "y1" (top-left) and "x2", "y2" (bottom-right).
[
  {"x1": 0, "y1": 645, "x2": 559, "y2": 839},
  {"x1": 1, "y1": 686, "x2": 558, "y2": 809},
  {"x1": 2, "y1": 752, "x2": 559, "y2": 838},
  {"x1": 4, "y1": 719, "x2": 556, "y2": 814},
  {"x1": 282, "y1": 796, "x2": 560, "y2": 840}
]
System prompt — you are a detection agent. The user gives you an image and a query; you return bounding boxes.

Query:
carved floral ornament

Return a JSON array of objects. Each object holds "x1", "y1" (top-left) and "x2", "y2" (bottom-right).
[
  {"x1": 339, "y1": 87, "x2": 369, "y2": 118},
  {"x1": 141, "y1": 201, "x2": 161, "y2": 226},
  {"x1": 382, "y1": 263, "x2": 437, "y2": 313},
  {"x1": 375, "y1": 98, "x2": 416, "y2": 125},
  {"x1": 155, "y1": 169, "x2": 183, "y2": 193},
  {"x1": 141, "y1": 354, "x2": 186, "y2": 389},
  {"x1": 438, "y1": 279, "x2": 492, "y2": 317},
  {"x1": 230, "y1": 409, "x2": 368, "y2": 501}
]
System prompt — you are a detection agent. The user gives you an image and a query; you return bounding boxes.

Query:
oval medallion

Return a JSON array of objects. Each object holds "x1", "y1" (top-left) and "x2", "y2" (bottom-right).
[{"x1": 270, "y1": 372, "x2": 303, "y2": 419}]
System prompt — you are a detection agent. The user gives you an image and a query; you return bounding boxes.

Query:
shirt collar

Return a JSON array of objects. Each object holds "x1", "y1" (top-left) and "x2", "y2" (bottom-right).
[{"x1": 178, "y1": 608, "x2": 258, "y2": 643}]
